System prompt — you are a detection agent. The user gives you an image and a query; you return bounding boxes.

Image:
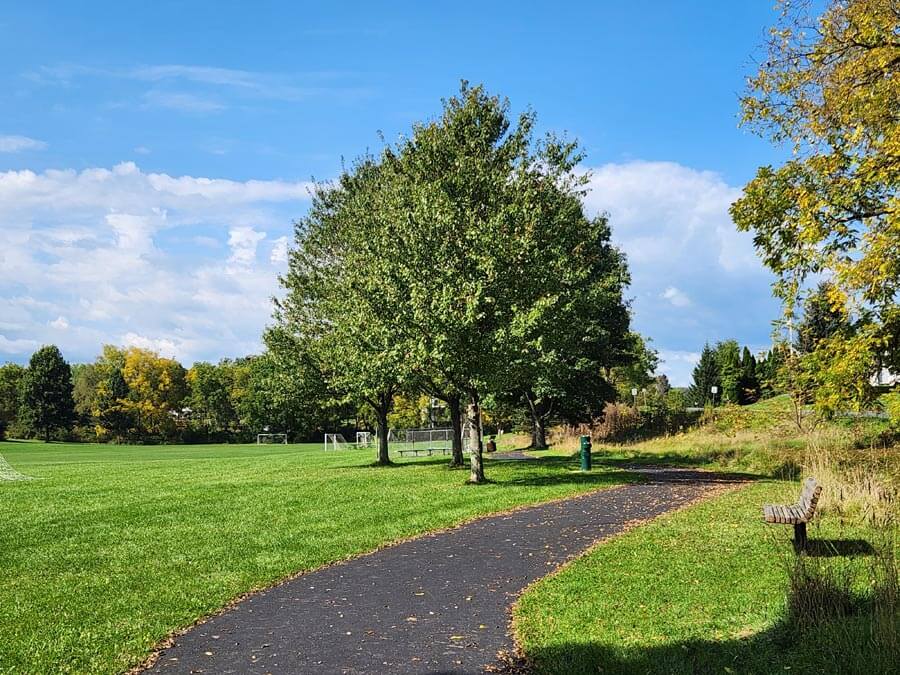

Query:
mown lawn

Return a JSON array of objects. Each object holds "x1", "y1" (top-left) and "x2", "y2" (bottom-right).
[
  {"x1": 514, "y1": 481, "x2": 899, "y2": 675},
  {"x1": 0, "y1": 441, "x2": 631, "y2": 674}
]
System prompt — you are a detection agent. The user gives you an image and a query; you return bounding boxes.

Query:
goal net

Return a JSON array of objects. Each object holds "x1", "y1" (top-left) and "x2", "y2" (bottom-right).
[
  {"x1": 356, "y1": 431, "x2": 373, "y2": 448},
  {"x1": 390, "y1": 428, "x2": 458, "y2": 455},
  {"x1": 324, "y1": 433, "x2": 351, "y2": 451},
  {"x1": 257, "y1": 433, "x2": 287, "y2": 444},
  {"x1": 0, "y1": 453, "x2": 32, "y2": 481}
]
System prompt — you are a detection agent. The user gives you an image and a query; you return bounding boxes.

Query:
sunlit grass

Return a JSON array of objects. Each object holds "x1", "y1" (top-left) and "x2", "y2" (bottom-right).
[
  {"x1": 0, "y1": 440, "x2": 629, "y2": 674},
  {"x1": 515, "y1": 481, "x2": 900, "y2": 674}
]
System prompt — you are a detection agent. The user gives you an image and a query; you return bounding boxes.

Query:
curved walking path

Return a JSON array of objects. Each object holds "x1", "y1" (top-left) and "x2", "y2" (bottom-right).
[{"x1": 146, "y1": 467, "x2": 745, "y2": 674}]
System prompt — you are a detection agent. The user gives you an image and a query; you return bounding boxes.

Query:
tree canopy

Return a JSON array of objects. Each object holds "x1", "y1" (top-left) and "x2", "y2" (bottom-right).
[
  {"x1": 19, "y1": 345, "x2": 76, "y2": 442},
  {"x1": 276, "y1": 83, "x2": 638, "y2": 480},
  {"x1": 731, "y1": 0, "x2": 899, "y2": 411}
]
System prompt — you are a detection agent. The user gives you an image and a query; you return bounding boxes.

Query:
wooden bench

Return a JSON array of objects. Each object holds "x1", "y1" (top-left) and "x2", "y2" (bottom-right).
[
  {"x1": 396, "y1": 447, "x2": 452, "y2": 457},
  {"x1": 763, "y1": 477, "x2": 822, "y2": 550}
]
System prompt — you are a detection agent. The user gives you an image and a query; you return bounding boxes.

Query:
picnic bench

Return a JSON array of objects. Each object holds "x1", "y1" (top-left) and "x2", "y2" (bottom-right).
[
  {"x1": 397, "y1": 447, "x2": 452, "y2": 457},
  {"x1": 762, "y1": 476, "x2": 822, "y2": 550}
]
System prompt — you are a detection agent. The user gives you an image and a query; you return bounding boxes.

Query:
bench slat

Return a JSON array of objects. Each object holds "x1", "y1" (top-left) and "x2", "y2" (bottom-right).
[{"x1": 762, "y1": 477, "x2": 822, "y2": 527}]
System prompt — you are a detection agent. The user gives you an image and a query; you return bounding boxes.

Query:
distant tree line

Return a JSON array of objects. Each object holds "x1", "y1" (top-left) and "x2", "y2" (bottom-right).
[
  {"x1": 683, "y1": 284, "x2": 857, "y2": 409},
  {"x1": 0, "y1": 344, "x2": 344, "y2": 444},
  {"x1": 687, "y1": 340, "x2": 783, "y2": 407}
]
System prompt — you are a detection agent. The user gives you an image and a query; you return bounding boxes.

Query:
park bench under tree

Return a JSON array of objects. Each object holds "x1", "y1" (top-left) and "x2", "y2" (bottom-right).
[{"x1": 762, "y1": 477, "x2": 822, "y2": 550}]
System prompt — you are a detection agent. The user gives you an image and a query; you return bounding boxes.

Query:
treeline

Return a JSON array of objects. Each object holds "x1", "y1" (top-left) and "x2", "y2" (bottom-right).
[
  {"x1": 0, "y1": 345, "x2": 339, "y2": 444},
  {"x1": 687, "y1": 340, "x2": 783, "y2": 407}
]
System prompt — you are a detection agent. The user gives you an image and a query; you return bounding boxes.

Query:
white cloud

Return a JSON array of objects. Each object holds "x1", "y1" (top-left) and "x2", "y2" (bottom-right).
[
  {"x1": 0, "y1": 162, "x2": 306, "y2": 364},
  {"x1": 0, "y1": 335, "x2": 39, "y2": 354},
  {"x1": 228, "y1": 226, "x2": 266, "y2": 265},
  {"x1": 29, "y1": 64, "x2": 373, "y2": 104},
  {"x1": 270, "y1": 236, "x2": 289, "y2": 264},
  {"x1": 581, "y1": 160, "x2": 779, "y2": 385},
  {"x1": 121, "y1": 332, "x2": 178, "y2": 358},
  {"x1": 142, "y1": 90, "x2": 225, "y2": 113},
  {"x1": 0, "y1": 135, "x2": 46, "y2": 152},
  {"x1": 656, "y1": 350, "x2": 701, "y2": 388},
  {"x1": 582, "y1": 161, "x2": 756, "y2": 273},
  {"x1": 661, "y1": 286, "x2": 691, "y2": 307}
]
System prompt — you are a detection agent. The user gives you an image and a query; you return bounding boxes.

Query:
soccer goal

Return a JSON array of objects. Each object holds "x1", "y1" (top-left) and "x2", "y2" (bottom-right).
[
  {"x1": 0, "y1": 453, "x2": 32, "y2": 481},
  {"x1": 324, "y1": 433, "x2": 351, "y2": 451},
  {"x1": 257, "y1": 433, "x2": 288, "y2": 445},
  {"x1": 356, "y1": 431, "x2": 373, "y2": 448}
]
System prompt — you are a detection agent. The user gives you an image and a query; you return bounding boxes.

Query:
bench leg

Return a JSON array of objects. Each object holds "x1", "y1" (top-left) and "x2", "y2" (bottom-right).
[{"x1": 794, "y1": 523, "x2": 807, "y2": 552}]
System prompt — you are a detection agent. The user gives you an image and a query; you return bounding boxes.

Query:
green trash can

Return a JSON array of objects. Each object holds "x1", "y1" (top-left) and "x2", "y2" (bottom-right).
[{"x1": 579, "y1": 435, "x2": 592, "y2": 471}]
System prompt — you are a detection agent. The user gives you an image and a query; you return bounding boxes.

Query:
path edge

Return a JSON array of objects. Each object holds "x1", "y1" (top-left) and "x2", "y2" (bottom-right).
[{"x1": 495, "y1": 478, "x2": 754, "y2": 674}]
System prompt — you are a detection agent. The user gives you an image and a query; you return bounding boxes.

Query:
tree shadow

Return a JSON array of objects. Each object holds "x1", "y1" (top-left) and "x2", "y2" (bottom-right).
[
  {"x1": 333, "y1": 456, "x2": 453, "y2": 469},
  {"x1": 507, "y1": 612, "x2": 898, "y2": 674},
  {"x1": 496, "y1": 468, "x2": 643, "y2": 488}
]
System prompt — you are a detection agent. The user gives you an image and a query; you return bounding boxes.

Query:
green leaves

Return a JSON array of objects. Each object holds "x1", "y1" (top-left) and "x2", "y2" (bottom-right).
[
  {"x1": 18, "y1": 345, "x2": 76, "y2": 441},
  {"x1": 733, "y1": 0, "x2": 900, "y2": 414},
  {"x1": 277, "y1": 82, "x2": 636, "y2": 470}
]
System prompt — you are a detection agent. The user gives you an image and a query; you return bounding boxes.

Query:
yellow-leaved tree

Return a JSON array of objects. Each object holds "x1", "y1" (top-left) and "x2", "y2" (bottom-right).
[
  {"x1": 731, "y1": 0, "x2": 899, "y2": 414},
  {"x1": 121, "y1": 347, "x2": 187, "y2": 440}
]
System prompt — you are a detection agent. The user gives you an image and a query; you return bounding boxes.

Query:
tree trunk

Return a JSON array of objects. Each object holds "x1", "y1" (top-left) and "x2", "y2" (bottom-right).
[
  {"x1": 525, "y1": 393, "x2": 550, "y2": 450},
  {"x1": 448, "y1": 394, "x2": 464, "y2": 467},
  {"x1": 468, "y1": 392, "x2": 485, "y2": 483},
  {"x1": 375, "y1": 405, "x2": 391, "y2": 465},
  {"x1": 531, "y1": 415, "x2": 547, "y2": 450}
]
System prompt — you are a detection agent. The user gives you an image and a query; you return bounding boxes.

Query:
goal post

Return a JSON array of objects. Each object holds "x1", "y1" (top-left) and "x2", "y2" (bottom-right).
[
  {"x1": 324, "y1": 433, "x2": 351, "y2": 451},
  {"x1": 256, "y1": 433, "x2": 287, "y2": 445},
  {"x1": 355, "y1": 431, "x2": 373, "y2": 448}
]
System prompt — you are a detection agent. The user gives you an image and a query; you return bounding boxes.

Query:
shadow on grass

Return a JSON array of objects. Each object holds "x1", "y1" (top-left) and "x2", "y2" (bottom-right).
[
  {"x1": 335, "y1": 453, "x2": 758, "y2": 491},
  {"x1": 513, "y1": 612, "x2": 898, "y2": 675},
  {"x1": 803, "y1": 538, "x2": 876, "y2": 558}
]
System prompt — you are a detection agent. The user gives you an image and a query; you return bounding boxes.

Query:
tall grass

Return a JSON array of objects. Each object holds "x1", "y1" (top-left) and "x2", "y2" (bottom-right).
[{"x1": 782, "y1": 438, "x2": 898, "y2": 672}]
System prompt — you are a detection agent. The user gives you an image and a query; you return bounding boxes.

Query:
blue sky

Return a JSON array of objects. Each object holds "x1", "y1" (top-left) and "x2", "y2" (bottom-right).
[{"x1": 0, "y1": 1, "x2": 787, "y2": 385}]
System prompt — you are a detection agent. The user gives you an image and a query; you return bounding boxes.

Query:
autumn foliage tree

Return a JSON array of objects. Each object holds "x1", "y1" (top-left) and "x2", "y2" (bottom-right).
[{"x1": 731, "y1": 0, "x2": 899, "y2": 412}]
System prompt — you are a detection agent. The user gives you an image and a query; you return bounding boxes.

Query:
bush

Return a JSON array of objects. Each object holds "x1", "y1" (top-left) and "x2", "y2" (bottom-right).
[{"x1": 595, "y1": 402, "x2": 643, "y2": 441}]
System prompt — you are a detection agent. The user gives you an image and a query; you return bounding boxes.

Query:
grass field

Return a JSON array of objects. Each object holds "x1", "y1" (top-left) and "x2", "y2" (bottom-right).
[
  {"x1": 0, "y1": 440, "x2": 631, "y2": 674},
  {"x1": 515, "y1": 481, "x2": 899, "y2": 674}
]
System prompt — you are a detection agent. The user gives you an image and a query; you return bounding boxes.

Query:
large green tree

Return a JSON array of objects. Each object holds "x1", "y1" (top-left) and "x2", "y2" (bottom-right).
[
  {"x1": 94, "y1": 367, "x2": 132, "y2": 442},
  {"x1": 376, "y1": 84, "x2": 634, "y2": 477},
  {"x1": 688, "y1": 344, "x2": 721, "y2": 406},
  {"x1": 715, "y1": 340, "x2": 742, "y2": 405},
  {"x1": 731, "y1": 0, "x2": 899, "y2": 412},
  {"x1": 19, "y1": 345, "x2": 76, "y2": 442},
  {"x1": 504, "y1": 198, "x2": 633, "y2": 449},
  {"x1": 187, "y1": 361, "x2": 238, "y2": 438},
  {"x1": 277, "y1": 158, "x2": 409, "y2": 465},
  {"x1": 279, "y1": 83, "x2": 630, "y2": 480}
]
